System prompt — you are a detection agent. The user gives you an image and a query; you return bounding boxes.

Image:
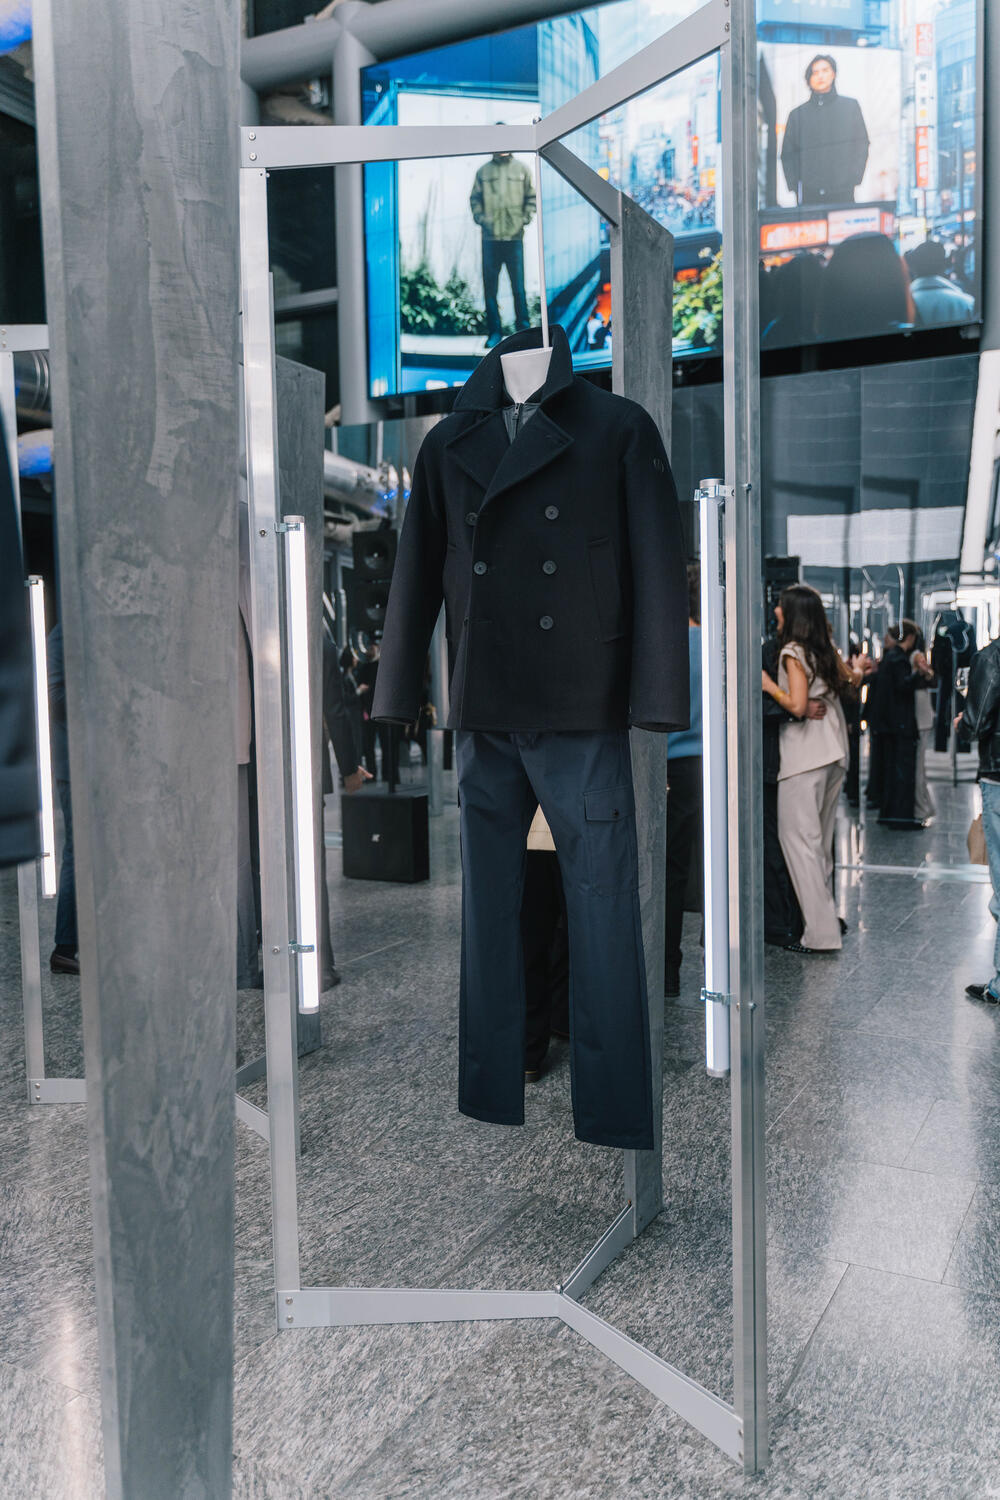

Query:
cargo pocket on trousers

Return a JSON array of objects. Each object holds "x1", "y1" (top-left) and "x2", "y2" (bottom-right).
[{"x1": 584, "y1": 784, "x2": 634, "y2": 894}]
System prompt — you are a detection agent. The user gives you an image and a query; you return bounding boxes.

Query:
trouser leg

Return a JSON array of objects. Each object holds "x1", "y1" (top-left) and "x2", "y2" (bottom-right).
[
  {"x1": 879, "y1": 733, "x2": 917, "y2": 823},
  {"x1": 981, "y1": 781, "x2": 1000, "y2": 995},
  {"x1": 522, "y1": 731, "x2": 653, "y2": 1151},
  {"x1": 457, "y1": 731, "x2": 536, "y2": 1125},
  {"x1": 482, "y1": 240, "x2": 503, "y2": 339},
  {"x1": 778, "y1": 768, "x2": 842, "y2": 950},
  {"x1": 505, "y1": 239, "x2": 530, "y2": 330},
  {"x1": 914, "y1": 729, "x2": 935, "y2": 821},
  {"x1": 664, "y1": 755, "x2": 700, "y2": 977},
  {"x1": 763, "y1": 779, "x2": 802, "y2": 944},
  {"x1": 54, "y1": 777, "x2": 77, "y2": 950},
  {"x1": 522, "y1": 850, "x2": 559, "y2": 1071}
]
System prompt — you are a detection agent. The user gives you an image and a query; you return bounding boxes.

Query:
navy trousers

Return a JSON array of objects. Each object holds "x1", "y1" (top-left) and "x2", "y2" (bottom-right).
[{"x1": 456, "y1": 729, "x2": 654, "y2": 1151}]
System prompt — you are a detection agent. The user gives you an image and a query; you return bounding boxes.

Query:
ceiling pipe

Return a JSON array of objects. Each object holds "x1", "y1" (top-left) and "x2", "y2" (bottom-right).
[{"x1": 241, "y1": 0, "x2": 608, "y2": 90}]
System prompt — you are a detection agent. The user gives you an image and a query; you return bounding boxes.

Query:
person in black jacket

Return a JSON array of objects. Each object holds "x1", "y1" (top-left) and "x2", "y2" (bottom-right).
[
  {"x1": 958, "y1": 637, "x2": 1000, "y2": 1002},
  {"x1": 781, "y1": 54, "x2": 869, "y2": 207},
  {"x1": 877, "y1": 619, "x2": 923, "y2": 828}
]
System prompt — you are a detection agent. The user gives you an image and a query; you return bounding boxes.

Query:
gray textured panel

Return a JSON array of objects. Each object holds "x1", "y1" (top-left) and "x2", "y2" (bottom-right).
[
  {"x1": 611, "y1": 197, "x2": 673, "y2": 1230},
  {"x1": 276, "y1": 355, "x2": 327, "y2": 1052},
  {"x1": 32, "y1": 2, "x2": 239, "y2": 1495}
]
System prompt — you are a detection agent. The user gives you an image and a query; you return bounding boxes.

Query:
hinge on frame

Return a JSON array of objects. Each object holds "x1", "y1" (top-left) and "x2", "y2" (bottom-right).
[
  {"x1": 288, "y1": 942, "x2": 315, "y2": 954},
  {"x1": 702, "y1": 987, "x2": 734, "y2": 1008},
  {"x1": 697, "y1": 483, "x2": 735, "y2": 504},
  {"x1": 274, "y1": 520, "x2": 302, "y2": 534}
]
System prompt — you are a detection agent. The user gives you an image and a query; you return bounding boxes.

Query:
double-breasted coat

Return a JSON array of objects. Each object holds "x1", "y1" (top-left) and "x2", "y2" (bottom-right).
[{"x1": 372, "y1": 325, "x2": 689, "y2": 736}]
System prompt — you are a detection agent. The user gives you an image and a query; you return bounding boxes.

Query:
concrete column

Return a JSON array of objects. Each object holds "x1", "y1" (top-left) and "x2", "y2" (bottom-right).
[
  {"x1": 32, "y1": 3, "x2": 240, "y2": 1496},
  {"x1": 333, "y1": 11, "x2": 382, "y2": 426}
]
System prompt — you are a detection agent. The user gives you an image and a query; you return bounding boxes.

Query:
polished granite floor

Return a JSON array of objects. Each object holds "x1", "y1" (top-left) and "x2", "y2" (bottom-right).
[{"x1": 2, "y1": 749, "x2": 1000, "y2": 1498}]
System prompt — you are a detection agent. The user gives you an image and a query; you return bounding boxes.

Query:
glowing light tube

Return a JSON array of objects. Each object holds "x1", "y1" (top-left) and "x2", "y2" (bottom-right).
[
  {"x1": 699, "y1": 485, "x2": 730, "y2": 1078},
  {"x1": 282, "y1": 518, "x2": 320, "y2": 1014},
  {"x1": 26, "y1": 577, "x2": 57, "y2": 898}
]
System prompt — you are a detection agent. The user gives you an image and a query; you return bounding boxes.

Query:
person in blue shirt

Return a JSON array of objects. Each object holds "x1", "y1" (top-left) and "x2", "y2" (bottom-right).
[{"x1": 665, "y1": 565, "x2": 702, "y2": 997}]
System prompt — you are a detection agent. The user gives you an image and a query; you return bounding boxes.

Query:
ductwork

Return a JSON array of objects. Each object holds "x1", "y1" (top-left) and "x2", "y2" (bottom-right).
[
  {"x1": 323, "y1": 448, "x2": 399, "y2": 514},
  {"x1": 241, "y1": 0, "x2": 606, "y2": 91}
]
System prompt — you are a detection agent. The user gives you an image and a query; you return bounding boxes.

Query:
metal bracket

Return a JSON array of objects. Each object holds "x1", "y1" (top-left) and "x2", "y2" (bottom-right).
[
  {"x1": 288, "y1": 941, "x2": 315, "y2": 954},
  {"x1": 697, "y1": 483, "x2": 734, "y2": 504},
  {"x1": 702, "y1": 987, "x2": 734, "y2": 1008},
  {"x1": 274, "y1": 520, "x2": 302, "y2": 534}
]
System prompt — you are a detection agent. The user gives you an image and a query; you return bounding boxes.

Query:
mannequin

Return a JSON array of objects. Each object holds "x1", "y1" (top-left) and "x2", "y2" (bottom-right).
[{"x1": 500, "y1": 346, "x2": 552, "y2": 404}]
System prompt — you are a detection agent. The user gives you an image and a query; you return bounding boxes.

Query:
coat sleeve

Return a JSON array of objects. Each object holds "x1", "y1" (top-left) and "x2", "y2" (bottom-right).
[
  {"x1": 847, "y1": 98, "x2": 870, "y2": 188},
  {"x1": 780, "y1": 107, "x2": 800, "y2": 197},
  {"x1": 372, "y1": 439, "x2": 447, "y2": 726},
  {"x1": 623, "y1": 405, "x2": 690, "y2": 733},
  {"x1": 960, "y1": 649, "x2": 999, "y2": 742}
]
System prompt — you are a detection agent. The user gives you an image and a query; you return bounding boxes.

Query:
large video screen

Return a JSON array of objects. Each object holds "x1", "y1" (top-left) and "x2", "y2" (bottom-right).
[{"x1": 361, "y1": 0, "x2": 981, "y2": 397}]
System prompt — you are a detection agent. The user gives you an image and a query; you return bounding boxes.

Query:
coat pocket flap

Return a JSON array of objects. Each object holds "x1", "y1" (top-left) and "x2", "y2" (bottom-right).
[{"x1": 584, "y1": 785, "x2": 631, "y2": 822}]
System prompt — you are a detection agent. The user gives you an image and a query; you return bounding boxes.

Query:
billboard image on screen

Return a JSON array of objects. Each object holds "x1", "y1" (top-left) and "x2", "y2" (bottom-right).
[{"x1": 361, "y1": 0, "x2": 981, "y2": 397}]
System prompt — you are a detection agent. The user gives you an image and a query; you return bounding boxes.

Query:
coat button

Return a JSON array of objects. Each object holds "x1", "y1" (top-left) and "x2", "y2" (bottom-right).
[
  {"x1": 466, "y1": 511, "x2": 477, "y2": 525},
  {"x1": 473, "y1": 561, "x2": 487, "y2": 575},
  {"x1": 544, "y1": 505, "x2": 559, "y2": 520},
  {"x1": 539, "y1": 615, "x2": 554, "y2": 630},
  {"x1": 542, "y1": 559, "x2": 557, "y2": 575}
]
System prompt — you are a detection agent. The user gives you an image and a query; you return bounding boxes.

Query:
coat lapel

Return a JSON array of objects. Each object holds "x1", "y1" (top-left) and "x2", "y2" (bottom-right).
[
  {"x1": 445, "y1": 408, "x2": 574, "y2": 507},
  {"x1": 481, "y1": 410, "x2": 573, "y2": 509}
]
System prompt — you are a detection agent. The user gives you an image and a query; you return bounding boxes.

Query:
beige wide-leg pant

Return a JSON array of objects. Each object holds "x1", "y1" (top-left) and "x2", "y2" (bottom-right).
[
  {"x1": 914, "y1": 727, "x2": 935, "y2": 823},
  {"x1": 778, "y1": 761, "x2": 845, "y2": 950}
]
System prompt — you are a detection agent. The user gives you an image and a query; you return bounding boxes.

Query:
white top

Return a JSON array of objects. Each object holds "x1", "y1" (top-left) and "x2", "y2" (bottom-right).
[{"x1": 777, "y1": 643, "x2": 849, "y2": 780}]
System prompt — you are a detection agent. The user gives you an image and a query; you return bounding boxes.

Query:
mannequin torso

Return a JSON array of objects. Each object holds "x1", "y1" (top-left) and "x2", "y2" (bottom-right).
[{"x1": 500, "y1": 346, "x2": 552, "y2": 404}]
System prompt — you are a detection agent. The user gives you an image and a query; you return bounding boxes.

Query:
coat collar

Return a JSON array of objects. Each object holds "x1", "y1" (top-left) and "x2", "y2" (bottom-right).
[
  {"x1": 452, "y1": 324, "x2": 576, "y2": 412},
  {"x1": 447, "y1": 326, "x2": 576, "y2": 505}
]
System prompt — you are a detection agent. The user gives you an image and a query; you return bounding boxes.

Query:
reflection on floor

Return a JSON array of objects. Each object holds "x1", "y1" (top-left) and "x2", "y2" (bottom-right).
[{"x1": 2, "y1": 757, "x2": 999, "y2": 1497}]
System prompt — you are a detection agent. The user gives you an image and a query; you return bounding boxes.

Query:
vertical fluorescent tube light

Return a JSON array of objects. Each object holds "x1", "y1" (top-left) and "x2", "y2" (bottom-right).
[
  {"x1": 27, "y1": 577, "x2": 57, "y2": 898},
  {"x1": 282, "y1": 517, "x2": 320, "y2": 1014},
  {"x1": 699, "y1": 483, "x2": 730, "y2": 1077}
]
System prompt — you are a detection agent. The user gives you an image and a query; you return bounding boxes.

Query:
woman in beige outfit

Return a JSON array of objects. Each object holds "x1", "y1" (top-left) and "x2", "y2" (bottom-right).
[{"x1": 762, "y1": 585, "x2": 851, "y2": 953}]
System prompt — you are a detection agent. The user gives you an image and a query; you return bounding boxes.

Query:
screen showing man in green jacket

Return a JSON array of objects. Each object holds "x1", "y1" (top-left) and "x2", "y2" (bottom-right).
[{"x1": 470, "y1": 148, "x2": 536, "y2": 349}]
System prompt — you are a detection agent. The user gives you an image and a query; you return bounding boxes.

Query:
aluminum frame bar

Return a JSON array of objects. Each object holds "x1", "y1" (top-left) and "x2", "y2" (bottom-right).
[
  {"x1": 720, "y1": 7, "x2": 769, "y2": 1473},
  {"x1": 559, "y1": 1203, "x2": 635, "y2": 1301},
  {"x1": 539, "y1": 141, "x2": 622, "y2": 226},
  {"x1": 535, "y1": 0, "x2": 729, "y2": 149},
  {"x1": 242, "y1": 122, "x2": 538, "y2": 170},
  {"x1": 30, "y1": 1077, "x2": 87, "y2": 1105},
  {"x1": 240, "y1": 168, "x2": 304, "y2": 1290}
]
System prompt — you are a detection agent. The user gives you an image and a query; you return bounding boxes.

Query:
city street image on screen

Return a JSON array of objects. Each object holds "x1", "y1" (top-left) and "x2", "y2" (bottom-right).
[{"x1": 360, "y1": 0, "x2": 981, "y2": 397}]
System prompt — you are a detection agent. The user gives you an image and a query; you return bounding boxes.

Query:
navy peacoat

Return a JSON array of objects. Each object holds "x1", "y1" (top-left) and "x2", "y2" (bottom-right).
[{"x1": 372, "y1": 326, "x2": 690, "y2": 735}]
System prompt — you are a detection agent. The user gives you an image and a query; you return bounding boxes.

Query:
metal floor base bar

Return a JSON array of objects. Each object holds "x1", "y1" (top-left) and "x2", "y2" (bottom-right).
[
  {"x1": 28, "y1": 1077, "x2": 86, "y2": 1105},
  {"x1": 559, "y1": 1202, "x2": 634, "y2": 1300},
  {"x1": 236, "y1": 1095, "x2": 270, "y2": 1139},
  {"x1": 236, "y1": 1054, "x2": 268, "y2": 1088},
  {"x1": 276, "y1": 1284, "x2": 742, "y2": 1463}
]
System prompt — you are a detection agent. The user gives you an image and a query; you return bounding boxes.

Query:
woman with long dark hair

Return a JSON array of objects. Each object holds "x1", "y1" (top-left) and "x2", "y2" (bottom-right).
[{"x1": 761, "y1": 584, "x2": 850, "y2": 952}]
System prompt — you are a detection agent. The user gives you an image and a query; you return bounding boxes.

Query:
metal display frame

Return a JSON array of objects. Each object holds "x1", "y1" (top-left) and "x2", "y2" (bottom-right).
[
  {"x1": 240, "y1": 0, "x2": 767, "y2": 1473},
  {"x1": 3, "y1": 323, "x2": 87, "y2": 1107}
]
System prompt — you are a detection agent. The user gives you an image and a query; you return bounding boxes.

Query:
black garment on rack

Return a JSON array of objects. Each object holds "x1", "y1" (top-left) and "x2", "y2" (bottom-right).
[{"x1": 0, "y1": 415, "x2": 40, "y2": 869}]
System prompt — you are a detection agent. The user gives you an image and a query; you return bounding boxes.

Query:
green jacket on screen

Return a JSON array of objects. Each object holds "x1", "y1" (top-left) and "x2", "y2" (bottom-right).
[{"x1": 470, "y1": 155, "x2": 536, "y2": 242}]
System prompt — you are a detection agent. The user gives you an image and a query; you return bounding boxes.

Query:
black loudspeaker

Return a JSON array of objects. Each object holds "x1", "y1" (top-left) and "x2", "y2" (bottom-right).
[
  {"x1": 341, "y1": 787, "x2": 429, "y2": 883},
  {"x1": 352, "y1": 527, "x2": 397, "y2": 582},
  {"x1": 348, "y1": 578, "x2": 391, "y2": 633},
  {"x1": 764, "y1": 555, "x2": 800, "y2": 620}
]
